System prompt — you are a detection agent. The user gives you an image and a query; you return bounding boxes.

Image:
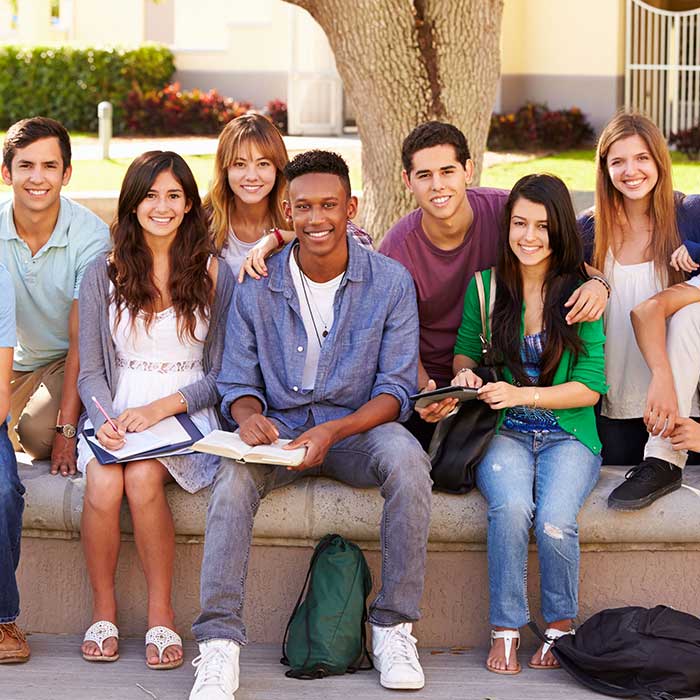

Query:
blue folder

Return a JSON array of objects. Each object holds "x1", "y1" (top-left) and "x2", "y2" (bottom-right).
[{"x1": 82, "y1": 414, "x2": 203, "y2": 465}]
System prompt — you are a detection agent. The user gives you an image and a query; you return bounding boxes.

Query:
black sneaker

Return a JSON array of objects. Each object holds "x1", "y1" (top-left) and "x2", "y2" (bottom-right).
[{"x1": 608, "y1": 457, "x2": 683, "y2": 511}]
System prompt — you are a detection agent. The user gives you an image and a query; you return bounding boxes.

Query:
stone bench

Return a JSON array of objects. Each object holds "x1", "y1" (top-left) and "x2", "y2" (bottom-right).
[{"x1": 16, "y1": 454, "x2": 700, "y2": 645}]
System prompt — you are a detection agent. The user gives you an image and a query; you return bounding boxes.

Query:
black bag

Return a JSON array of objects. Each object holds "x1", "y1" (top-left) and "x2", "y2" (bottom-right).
[
  {"x1": 544, "y1": 605, "x2": 700, "y2": 699},
  {"x1": 428, "y1": 269, "x2": 499, "y2": 494}
]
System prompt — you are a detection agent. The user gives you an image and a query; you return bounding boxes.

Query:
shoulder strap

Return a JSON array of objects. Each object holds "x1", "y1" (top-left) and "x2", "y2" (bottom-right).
[{"x1": 475, "y1": 268, "x2": 496, "y2": 339}]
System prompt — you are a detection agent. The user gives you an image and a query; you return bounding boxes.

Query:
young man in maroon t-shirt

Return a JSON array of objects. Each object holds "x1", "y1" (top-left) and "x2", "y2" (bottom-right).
[{"x1": 380, "y1": 122, "x2": 608, "y2": 449}]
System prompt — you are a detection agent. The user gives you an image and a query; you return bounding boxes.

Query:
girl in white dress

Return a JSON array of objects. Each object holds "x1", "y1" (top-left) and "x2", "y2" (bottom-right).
[{"x1": 78, "y1": 151, "x2": 234, "y2": 668}]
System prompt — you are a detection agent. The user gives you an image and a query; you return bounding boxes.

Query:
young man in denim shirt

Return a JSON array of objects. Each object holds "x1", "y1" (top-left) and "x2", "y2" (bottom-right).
[
  {"x1": 0, "y1": 262, "x2": 28, "y2": 663},
  {"x1": 190, "y1": 151, "x2": 432, "y2": 699}
]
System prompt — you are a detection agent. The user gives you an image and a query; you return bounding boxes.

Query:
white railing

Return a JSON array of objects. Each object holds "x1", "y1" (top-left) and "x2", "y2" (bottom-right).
[{"x1": 625, "y1": 0, "x2": 700, "y2": 138}]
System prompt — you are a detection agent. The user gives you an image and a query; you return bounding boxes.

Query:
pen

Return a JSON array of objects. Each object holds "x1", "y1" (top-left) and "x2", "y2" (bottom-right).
[{"x1": 91, "y1": 396, "x2": 120, "y2": 434}]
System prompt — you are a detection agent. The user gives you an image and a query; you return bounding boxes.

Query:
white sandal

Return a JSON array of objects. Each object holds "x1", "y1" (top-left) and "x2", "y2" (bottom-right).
[
  {"x1": 145, "y1": 625, "x2": 184, "y2": 670},
  {"x1": 487, "y1": 629, "x2": 521, "y2": 675},
  {"x1": 82, "y1": 620, "x2": 119, "y2": 662},
  {"x1": 528, "y1": 627, "x2": 575, "y2": 669}
]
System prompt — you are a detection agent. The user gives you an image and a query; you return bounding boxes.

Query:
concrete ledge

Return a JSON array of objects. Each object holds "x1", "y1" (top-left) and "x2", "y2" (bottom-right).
[
  {"x1": 18, "y1": 454, "x2": 700, "y2": 549},
  {"x1": 17, "y1": 455, "x2": 700, "y2": 645}
]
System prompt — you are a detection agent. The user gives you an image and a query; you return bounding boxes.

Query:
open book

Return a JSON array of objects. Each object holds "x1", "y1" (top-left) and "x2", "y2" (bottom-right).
[{"x1": 193, "y1": 430, "x2": 307, "y2": 467}]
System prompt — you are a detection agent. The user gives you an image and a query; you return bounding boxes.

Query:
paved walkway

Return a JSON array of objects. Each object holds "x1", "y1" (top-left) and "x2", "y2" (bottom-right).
[
  {"x1": 70, "y1": 134, "x2": 362, "y2": 161},
  {"x1": 3, "y1": 635, "x2": 605, "y2": 700}
]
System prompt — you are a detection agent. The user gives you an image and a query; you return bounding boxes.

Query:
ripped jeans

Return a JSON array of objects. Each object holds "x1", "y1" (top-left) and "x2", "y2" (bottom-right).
[{"x1": 476, "y1": 428, "x2": 601, "y2": 629}]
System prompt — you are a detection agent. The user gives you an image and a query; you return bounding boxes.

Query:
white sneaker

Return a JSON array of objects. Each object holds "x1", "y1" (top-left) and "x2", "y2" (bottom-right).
[
  {"x1": 371, "y1": 622, "x2": 425, "y2": 690},
  {"x1": 189, "y1": 639, "x2": 240, "y2": 700}
]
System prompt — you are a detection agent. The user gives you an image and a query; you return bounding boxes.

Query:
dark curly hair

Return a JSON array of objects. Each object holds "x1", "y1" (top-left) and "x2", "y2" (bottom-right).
[
  {"x1": 109, "y1": 151, "x2": 214, "y2": 342},
  {"x1": 283, "y1": 149, "x2": 351, "y2": 195},
  {"x1": 401, "y1": 121, "x2": 470, "y2": 174}
]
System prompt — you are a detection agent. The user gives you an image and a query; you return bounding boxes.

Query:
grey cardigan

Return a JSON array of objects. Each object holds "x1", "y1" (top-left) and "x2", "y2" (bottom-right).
[{"x1": 78, "y1": 254, "x2": 234, "y2": 431}]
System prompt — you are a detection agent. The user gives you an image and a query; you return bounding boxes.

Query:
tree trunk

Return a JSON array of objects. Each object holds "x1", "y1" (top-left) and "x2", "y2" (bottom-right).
[{"x1": 284, "y1": 0, "x2": 503, "y2": 240}]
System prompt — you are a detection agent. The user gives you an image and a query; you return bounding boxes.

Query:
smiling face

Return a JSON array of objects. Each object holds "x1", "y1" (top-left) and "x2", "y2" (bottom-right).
[
  {"x1": 606, "y1": 134, "x2": 659, "y2": 204},
  {"x1": 135, "y1": 169, "x2": 192, "y2": 243},
  {"x1": 226, "y1": 142, "x2": 278, "y2": 206},
  {"x1": 508, "y1": 197, "x2": 552, "y2": 270},
  {"x1": 284, "y1": 172, "x2": 357, "y2": 263},
  {"x1": 1, "y1": 136, "x2": 71, "y2": 216},
  {"x1": 402, "y1": 143, "x2": 472, "y2": 221}
]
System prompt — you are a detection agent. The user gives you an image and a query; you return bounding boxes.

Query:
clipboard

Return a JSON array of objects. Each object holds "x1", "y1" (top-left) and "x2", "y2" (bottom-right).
[{"x1": 83, "y1": 414, "x2": 204, "y2": 465}]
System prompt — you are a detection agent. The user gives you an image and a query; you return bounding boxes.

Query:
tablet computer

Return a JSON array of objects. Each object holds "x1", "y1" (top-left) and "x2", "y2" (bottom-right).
[{"x1": 409, "y1": 386, "x2": 479, "y2": 409}]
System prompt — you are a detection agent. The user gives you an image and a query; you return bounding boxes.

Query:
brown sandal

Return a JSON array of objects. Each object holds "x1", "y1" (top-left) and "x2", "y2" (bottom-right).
[{"x1": 528, "y1": 627, "x2": 574, "y2": 669}]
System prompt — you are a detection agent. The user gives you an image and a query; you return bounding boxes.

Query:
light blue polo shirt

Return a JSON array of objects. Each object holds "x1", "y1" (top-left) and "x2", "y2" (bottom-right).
[
  {"x1": 0, "y1": 263, "x2": 16, "y2": 349},
  {"x1": 0, "y1": 196, "x2": 110, "y2": 371}
]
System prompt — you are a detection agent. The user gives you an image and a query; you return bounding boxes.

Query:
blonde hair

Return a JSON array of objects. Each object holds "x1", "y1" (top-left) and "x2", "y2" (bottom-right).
[
  {"x1": 204, "y1": 113, "x2": 289, "y2": 253},
  {"x1": 593, "y1": 111, "x2": 683, "y2": 287}
]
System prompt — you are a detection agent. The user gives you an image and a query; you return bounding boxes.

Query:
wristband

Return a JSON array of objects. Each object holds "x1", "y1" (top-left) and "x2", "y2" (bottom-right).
[
  {"x1": 270, "y1": 227, "x2": 285, "y2": 249},
  {"x1": 531, "y1": 390, "x2": 540, "y2": 409},
  {"x1": 589, "y1": 275, "x2": 611, "y2": 298}
]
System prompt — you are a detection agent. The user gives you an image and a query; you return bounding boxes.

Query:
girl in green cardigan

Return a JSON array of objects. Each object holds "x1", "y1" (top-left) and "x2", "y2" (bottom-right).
[{"x1": 452, "y1": 174, "x2": 607, "y2": 675}]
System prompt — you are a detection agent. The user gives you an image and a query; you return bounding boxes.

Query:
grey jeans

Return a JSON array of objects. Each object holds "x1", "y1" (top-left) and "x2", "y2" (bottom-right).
[{"x1": 192, "y1": 420, "x2": 433, "y2": 644}]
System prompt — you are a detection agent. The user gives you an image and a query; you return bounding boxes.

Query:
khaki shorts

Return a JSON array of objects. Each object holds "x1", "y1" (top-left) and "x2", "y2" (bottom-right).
[{"x1": 9, "y1": 357, "x2": 66, "y2": 460}]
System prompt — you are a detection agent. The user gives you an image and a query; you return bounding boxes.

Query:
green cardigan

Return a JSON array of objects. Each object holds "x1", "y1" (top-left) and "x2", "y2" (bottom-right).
[{"x1": 453, "y1": 269, "x2": 608, "y2": 455}]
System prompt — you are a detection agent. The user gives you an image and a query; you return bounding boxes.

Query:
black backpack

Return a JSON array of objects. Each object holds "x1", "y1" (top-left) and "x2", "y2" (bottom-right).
[{"x1": 544, "y1": 606, "x2": 700, "y2": 699}]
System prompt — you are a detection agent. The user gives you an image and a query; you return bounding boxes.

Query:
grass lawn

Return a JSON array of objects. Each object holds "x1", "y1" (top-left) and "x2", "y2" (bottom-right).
[
  {"x1": 1, "y1": 147, "x2": 698, "y2": 195},
  {"x1": 481, "y1": 149, "x2": 700, "y2": 193}
]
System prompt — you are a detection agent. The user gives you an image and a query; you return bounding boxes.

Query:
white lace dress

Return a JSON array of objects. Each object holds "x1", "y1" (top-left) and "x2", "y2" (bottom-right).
[{"x1": 77, "y1": 289, "x2": 220, "y2": 493}]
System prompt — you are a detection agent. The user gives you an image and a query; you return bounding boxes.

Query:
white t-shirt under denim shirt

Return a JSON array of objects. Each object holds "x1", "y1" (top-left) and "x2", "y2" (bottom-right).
[
  {"x1": 289, "y1": 249, "x2": 343, "y2": 390},
  {"x1": 602, "y1": 251, "x2": 664, "y2": 419}
]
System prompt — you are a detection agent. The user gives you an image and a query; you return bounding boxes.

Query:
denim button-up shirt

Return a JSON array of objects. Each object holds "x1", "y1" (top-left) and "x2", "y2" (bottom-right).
[{"x1": 218, "y1": 235, "x2": 419, "y2": 431}]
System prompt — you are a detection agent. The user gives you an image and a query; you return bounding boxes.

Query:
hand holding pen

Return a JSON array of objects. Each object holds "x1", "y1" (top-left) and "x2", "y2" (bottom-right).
[{"x1": 91, "y1": 396, "x2": 126, "y2": 450}]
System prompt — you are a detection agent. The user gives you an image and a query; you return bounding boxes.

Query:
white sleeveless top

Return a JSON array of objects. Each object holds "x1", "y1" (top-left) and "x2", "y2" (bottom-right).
[{"x1": 602, "y1": 251, "x2": 664, "y2": 419}]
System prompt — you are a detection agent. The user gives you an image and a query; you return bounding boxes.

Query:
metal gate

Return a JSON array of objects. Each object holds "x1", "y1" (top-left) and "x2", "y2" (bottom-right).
[{"x1": 625, "y1": 0, "x2": 700, "y2": 138}]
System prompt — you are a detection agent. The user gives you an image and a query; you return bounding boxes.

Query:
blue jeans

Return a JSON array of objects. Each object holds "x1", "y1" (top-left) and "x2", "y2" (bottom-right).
[
  {"x1": 0, "y1": 422, "x2": 24, "y2": 623},
  {"x1": 476, "y1": 429, "x2": 601, "y2": 629},
  {"x1": 192, "y1": 421, "x2": 433, "y2": 644}
]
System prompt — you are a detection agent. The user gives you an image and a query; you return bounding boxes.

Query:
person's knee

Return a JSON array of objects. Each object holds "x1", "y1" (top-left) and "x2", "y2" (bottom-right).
[
  {"x1": 669, "y1": 302, "x2": 700, "y2": 340},
  {"x1": 488, "y1": 495, "x2": 534, "y2": 530},
  {"x1": 374, "y1": 426, "x2": 432, "y2": 489},
  {"x1": 84, "y1": 464, "x2": 124, "y2": 513},
  {"x1": 533, "y1": 508, "x2": 577, "y2": 543},
  {"x1": 15, "y1": 414, "x2": 53, "y2": 460},
  {"x1": 123, "y1": 461, "x2": 164, "y2": 505}
]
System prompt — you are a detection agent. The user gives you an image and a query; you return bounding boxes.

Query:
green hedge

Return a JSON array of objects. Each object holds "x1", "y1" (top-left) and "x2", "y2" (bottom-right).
[{"x1": 0, "y1": 44, "x2": 175, "y2": 134}]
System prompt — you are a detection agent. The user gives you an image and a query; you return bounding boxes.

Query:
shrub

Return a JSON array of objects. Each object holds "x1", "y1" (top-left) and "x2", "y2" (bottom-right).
[
  {"x1": 670, "y1": 125, "x2": 700, "y2": 160},
  {"x1": 488, "y1": 102, "x2": 594, "y2": 151},
  {"x1": 0, "y1": 44, "x2": 174, "y2": 133},
  {"x1": 266, "y1": 99, "x2": 288, "y2": 134},
  {"x1": 123, "y1": 83, "x2": 252, "y2": 136}
]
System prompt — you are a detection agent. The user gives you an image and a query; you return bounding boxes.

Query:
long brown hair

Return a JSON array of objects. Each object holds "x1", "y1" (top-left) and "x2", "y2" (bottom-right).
[
  {"x1": 109, "y1": 150, "x2": 214, "y2": 342},
  {"x1": 204, "y1": 113, "x2": 289, "y2": 253},
  {"x1": 492, "y1": 174, "x2": 586, "y2": 387},
  {"x1": 593, "y1": 112, "x2": 683, "y2": 286}
]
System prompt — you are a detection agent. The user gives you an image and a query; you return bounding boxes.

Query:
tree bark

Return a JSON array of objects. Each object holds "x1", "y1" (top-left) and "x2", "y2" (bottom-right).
[{"x1": 284, "y1": 0, "x2": 503, "y2": 240}]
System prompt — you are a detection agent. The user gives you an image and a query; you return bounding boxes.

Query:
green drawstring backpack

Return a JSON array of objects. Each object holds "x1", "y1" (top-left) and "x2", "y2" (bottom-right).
[{"x1": 281, "y1": 533, "x2": 374, "y2": 679}]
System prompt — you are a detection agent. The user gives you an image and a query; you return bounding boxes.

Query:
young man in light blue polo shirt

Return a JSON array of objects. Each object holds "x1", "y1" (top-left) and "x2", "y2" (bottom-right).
[
  {"x1": 0, "y1": 117, "x2": 110, "y2": 475},
  {"x1": 0, "y1": 263, "x2": 30, "y2": 663}
]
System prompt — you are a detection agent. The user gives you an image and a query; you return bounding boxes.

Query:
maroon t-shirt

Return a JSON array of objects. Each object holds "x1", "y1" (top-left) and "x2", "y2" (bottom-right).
[{"x1": 380, "y1": 188, "x2": 508, "y2": 386}]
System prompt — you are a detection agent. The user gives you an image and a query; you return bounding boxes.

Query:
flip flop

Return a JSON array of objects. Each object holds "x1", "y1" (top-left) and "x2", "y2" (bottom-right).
[
  {"x1": 145, "y1": 625, "x2": 184, "y2": 670},
  {"x1": 486, "y1": 629, "x2": 521, "y2": 675},
  {"x1": 528, "y1": 627, "x2": 574, "y2": 669},
  {"x1": 82, "y1": 620, "x2": 119, "y2": 662}
]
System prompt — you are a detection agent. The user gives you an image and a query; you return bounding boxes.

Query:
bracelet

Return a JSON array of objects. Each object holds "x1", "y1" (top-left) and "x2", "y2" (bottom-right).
[
  {"x1": 457, "y1": 367, "x2": 472, "y2": 375},
  {"x1": 177, "y1": 391, "x2": 188, "y2": 410},
  {"x1": 589, "y1": 275, "x2": 611, "y2": 299},
  {"x1": 531, "y1": 390, "x2": 540, "y2": 409},
  {"x1": 269, "y1": 227, "x2": 285, "y2": 249}
]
